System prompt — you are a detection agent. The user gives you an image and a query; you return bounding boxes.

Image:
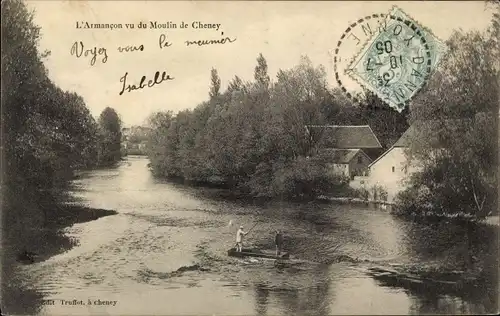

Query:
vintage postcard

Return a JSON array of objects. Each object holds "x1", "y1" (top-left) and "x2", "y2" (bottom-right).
[{"x1": 1, "y1": 0, "x2": 499, "y2": 315}]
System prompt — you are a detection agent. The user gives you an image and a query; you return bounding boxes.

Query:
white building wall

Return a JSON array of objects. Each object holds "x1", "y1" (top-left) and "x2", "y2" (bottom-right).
[{"x1": 367, "y1": 147, "x2": 419, "y2": 202}]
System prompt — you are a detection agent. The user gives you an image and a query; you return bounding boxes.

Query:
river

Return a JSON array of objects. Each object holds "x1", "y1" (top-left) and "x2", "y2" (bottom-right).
[{"x1": 8, "y1": 156, "x2": 498, "y2": 315}]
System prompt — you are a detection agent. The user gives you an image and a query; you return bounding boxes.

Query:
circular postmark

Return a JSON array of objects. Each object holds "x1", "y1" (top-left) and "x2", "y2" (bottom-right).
[
  {"x1": 333, "y1": 8, "x2": 438, "y2": 112},
  {"x1": 333, "y1": 13, "x2": 389, "y2": 104}
]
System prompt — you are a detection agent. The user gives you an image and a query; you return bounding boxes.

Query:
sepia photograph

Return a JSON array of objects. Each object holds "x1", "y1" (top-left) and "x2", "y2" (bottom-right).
[{"x1": 1, "y1": 0, "x2": 499, "y2": 315}]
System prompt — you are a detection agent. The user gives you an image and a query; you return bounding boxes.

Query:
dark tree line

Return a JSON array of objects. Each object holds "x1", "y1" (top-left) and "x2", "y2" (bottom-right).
[
  {"x1": 147, "y1": 54, "x2": 408, "y2": 199},
  {"x1": 2, "y1": 0, "x2": 122, "y2": 241},
  {"x1": 147, "y1": 4, "x2": 499, "y2": 213}
]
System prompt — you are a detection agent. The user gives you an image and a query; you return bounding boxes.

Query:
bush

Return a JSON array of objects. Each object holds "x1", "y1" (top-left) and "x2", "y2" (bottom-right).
[
  {"x1": 394, "y1": 156, "x2": 497, "y2": 219},
  {"x1": 371, "y1": 185, "x2": 388, "y2": 201},
  {"x1": 356, "y1": 187, "x2": 370, "y2": 201},
  {"x1": 248, "y1": 157, "x2": 350, "y2": 200},
  {"x1": 393, "y1": 184, "x2": 434, "y2": 217}
]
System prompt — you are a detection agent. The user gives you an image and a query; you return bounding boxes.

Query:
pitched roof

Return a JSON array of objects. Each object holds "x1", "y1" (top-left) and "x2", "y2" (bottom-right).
[
  {"x1": 369, "y1": 121, "x2": 427, "y2": 167},
  {"x1": 368, "y1": 146, "x2": 397, "y2": 168},
  {"x1": 369, "y1": 117, "x2": 476, "y2": 167},
  {"x1": 315, "y1": 148, "x2": 372, "y2": 164},
  {"x1": 393, "y1": 124, "x2": 416, "y2": 147},
  {"x1": 306, "y1": 125, "x2": 382, "y2": 149},
  {"x1": 393, "y1": 118, "x2": 472, "y2": 148}
]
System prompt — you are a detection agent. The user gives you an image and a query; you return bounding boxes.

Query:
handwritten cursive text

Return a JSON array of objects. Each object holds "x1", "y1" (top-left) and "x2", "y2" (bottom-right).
[
  {"x1": 185, "y1": 32, "x2": 236, "y2": 47},
  {"x1": 159, "y1": 34, "x2": 173, "y2": 49},
  {"x1": 117, "y1": 44, "x2": 144, "y2": 53},
  {"x1": 70, "y1": 41, "x2": 108, "y2": 66},
  {"x1": 119, "y1": 71, "x2": 174, "y2": 95}
]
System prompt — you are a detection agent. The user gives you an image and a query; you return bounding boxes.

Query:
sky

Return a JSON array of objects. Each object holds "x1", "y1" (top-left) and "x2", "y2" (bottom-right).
[{"x1": 26, "y1": 1, "x2": 494, "y2": 126}]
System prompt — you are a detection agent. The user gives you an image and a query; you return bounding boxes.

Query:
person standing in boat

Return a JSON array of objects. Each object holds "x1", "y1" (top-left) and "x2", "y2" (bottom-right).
[
  {"x1": 236, "y1": 225, "x2": 247, "y2": 252},
  {"x1": 275, "y1": 230, "x2": 284, "y2": 256}
]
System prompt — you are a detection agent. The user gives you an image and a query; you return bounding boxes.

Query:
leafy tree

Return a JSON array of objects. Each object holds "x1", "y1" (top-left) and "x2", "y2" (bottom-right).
[
  {"x1": 227, "y1": 75, "x2": 244, "y2": 93},
  {"x1": 254, "y1": 53, "x2": 270, "y2": 91},
  {"x1": 271, "y1": 56, "x2": 336, "y2": 157},
  {"x1": 1, "y1": 0, "x2": 104, "y2": 262},
  {"x1": 147, "y1": 111, "x2": 177, "y2": 177},
  {"x1": 147, "y1": 54, "x2": 350, "y2": 198},
  {"x1": 397, "y1": 8, "x2": 499, "y2": 219},
  {"x1": 97, "y1": 107, "x2": 122, "y2": 166},
  {"x1": 209, "y1": 68, "x2": 221, "y2": 100},
  {"x1": 2, "y1": 0, "x2": 101, "y2": 193}
]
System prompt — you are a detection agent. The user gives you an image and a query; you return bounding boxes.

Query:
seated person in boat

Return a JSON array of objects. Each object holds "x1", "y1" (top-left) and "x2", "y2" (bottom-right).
[
  {"x1": 236, "y1": 226, "x2": 247, "y2": 252},
  {"x1": 275, "y1": 230, "x2": 284, "y2": 256}
]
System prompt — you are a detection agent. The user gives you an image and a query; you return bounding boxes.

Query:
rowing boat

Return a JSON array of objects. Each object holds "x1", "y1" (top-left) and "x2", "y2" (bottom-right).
[{"x1": 227, "y1": 248, "x2": 290, "y2": 260}]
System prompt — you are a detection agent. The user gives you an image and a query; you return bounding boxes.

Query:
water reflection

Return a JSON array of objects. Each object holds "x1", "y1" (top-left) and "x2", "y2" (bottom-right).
[
  {"x1": 253, "y1": 264, "x2": 332, "y2": 316},
  {"x1": 254, "y1": 283, "x2": 269, "y2": 315},
  {"x1": 4, "y1": 157, "x2": 497, "y2": 315},
  {"x1": 368, "y1": 219, "x2": 498, "y2": 314}
]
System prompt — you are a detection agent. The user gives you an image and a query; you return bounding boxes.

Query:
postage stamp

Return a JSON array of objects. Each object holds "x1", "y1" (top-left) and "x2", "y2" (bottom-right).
[{"x1": 343, "y1": 7, "x2": 447, "y2": 112}]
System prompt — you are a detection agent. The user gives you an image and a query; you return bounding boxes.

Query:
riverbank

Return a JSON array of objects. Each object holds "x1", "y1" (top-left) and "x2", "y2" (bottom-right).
[
  {"x1": 2, "y1": 200, "x2": 117, "y2": 266},
  {"x1": 316, "y1": 195, "x2": 499, "y2": 227},
  {"x1": 317, "y1": 195, "x2": 394, "y2": 206},
  {"x1": 391, "y1": 209, "x2": 500, "y2": 226},
  {"x1": 148, "y1": 172, "x2": 499, "y2": 227},
  {"x1": 1, "y1": 182, "x2": 118, "y2": 315},
  {"x1": 2, "y1": 202, "x2": 117, "y2": 313}
]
